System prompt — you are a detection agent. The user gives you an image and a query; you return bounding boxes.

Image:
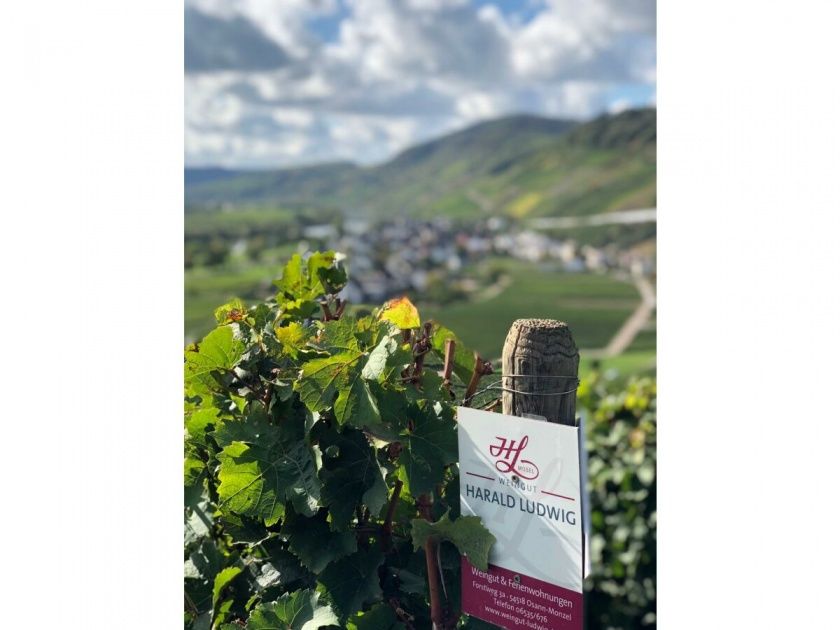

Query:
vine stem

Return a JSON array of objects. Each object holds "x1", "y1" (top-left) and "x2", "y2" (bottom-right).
[
  {"x1": 442, "y1": 339, "x2": 455, "y2": 396},
  {"x1": 408, "y1": 324, "x2": 445, "y2": 628},
  {"x1": 389, "y1": 597, "x2": 416, "y2": 630},
  {"x1": 381, "y1": 479, "x2": 404, "y2": 550},
  {"x1": 418, "y1": 494, "x2": 444, "y2": 629},
  {"x1": 482, "y1": 396, "x2": 501, "y2": 412},
  {"x1": 184, "y1": 592, "x2": 199, "y2": 616},
  {"x1": 411, "y1": 322, "x2": 433, "y2": 382},
  {"x1": 462, "y1": 354, "x2": 494, "y2": 406}
]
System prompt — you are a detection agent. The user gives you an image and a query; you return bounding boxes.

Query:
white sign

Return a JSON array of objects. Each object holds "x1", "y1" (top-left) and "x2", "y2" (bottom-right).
[{"x1": 458, "y1": 406, "x2": 584, "y2": 630}]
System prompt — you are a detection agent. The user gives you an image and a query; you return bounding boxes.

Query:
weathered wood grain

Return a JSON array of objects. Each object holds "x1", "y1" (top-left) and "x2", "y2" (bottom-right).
[{"x1": 501, "y1": 318, "x2": 579, "y2": 425}]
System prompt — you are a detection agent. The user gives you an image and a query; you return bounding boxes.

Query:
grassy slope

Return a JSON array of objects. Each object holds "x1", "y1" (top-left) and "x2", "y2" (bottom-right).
[
  {"x1": 422, "y1": 259, "x2": 639, "y2": 359},
  {"x1": 185, "y1": 207, "x2": 299, "y2": 237},
  {"x1": 185, "y1": 109, "x2": 656, "y2": 221},
  {"x1": 185, "y1": 264, "x2": 279, "y2": 338},
  {"x1": 185, "y1": 162, "x2": 362, "y2": 210},
  {"x1": 185, "y1": 241, "x2": 301, "y2": 338}
]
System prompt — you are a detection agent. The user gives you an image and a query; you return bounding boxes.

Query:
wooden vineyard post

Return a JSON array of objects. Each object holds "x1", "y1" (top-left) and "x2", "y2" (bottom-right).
[
  {"x1": 458, "y1": 319, "x2": 586, "y2": 630},
  {"x1": 501, "y1": 318, "x2": 580, "y2": 425}
]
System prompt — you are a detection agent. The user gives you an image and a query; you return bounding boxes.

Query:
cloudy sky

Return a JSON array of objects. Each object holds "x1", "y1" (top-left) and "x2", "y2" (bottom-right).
[{"x1": 185, "y1": 0, "x2": 655, "y2": 168}]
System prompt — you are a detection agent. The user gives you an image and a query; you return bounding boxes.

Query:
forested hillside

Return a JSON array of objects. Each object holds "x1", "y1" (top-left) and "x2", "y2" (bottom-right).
[{"x1": 185, "y1": 108, "x2": 655, "y2": 220}]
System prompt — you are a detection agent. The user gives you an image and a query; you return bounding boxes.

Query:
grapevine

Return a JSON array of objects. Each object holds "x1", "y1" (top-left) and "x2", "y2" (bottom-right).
[{"x1": 184, "y1": 250, "x2": 497, "y2": 630}]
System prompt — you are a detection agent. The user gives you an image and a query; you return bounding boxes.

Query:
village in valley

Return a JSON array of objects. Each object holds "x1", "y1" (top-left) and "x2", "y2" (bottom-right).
[{"x1": 291, "y1": 216, "x2": 656, "y2": 306}]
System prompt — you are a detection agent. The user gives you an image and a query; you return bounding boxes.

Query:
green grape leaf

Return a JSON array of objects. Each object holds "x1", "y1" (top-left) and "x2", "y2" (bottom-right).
[
  {"x1": 217, "y1": 442, "x2": 285, "y2": 526},
  {"x1": 213, "y1": 566, "x2": 243, "y2": 610},
  {"x1": 216, "y1": 599, "x2": 234, "y2": 625},
  {"x1": 319, "y1": 428, "x2": 389, "y2": 528},
  {"x1": 369, "y1": 382, "x2": 408, "y2": 431},
  {"x1": 361, "y1": 331, "x2": 413, "y2": 383},
  {"x1": 246, "y1": 589, "x2": 339, "y2": 630},
  {"x1": 353, "y1": 316, "x2": 389, "y2": 348},
  {"x1": 296, "y1": 319, "x2": 390, "y2": 428},
  {"x1": 212, "y1": 407, "x2": 276, "y2": 449},
  {"x1": 217, "y1": 422, "x2": 320, "y2": 524},
  {"x1": 275, "y1": 322, "x2": 312, "y2": 358},
  {"x1": 311, "y1": 318, "x2": 362, "y2": 354},
  {"x1": 385, "y1": 342, "x2": 414, "y2": 376},
  {"x1": 334, "y1": 372, "x2": 381, "y2": 427},
  {"x1": 398, "y1": 404, "x2": 458, "y2": 497},
  {"x1": 363, "y1": 470, "x2": 389, "y2": 519},
  {"x1": 185, "y1": 326, "x2": 246, "y2": 393},
  {"x1": 309, "y1": 250, "x2": 347, "y2": 295},
  {"x1": 185, "y1": 456, "x2": 206, "y2": 489},
  {"x1": 363, "y1": 390, "x2": 405, "y2": 448},
  {"x1": 251, "y1": 303, "x2": 276, "y2": 331},
  {"x1": 185, "y1": 408, "x2": 219, "y2": 445},
  {"x1": 393, "y1": 569, "x2": 426, "y2": 595},
  {"x1": 218, "y1": 512, "x2": 272, "y2": 547},
  {"x1": 275, "y1": 254, "x2": 310, "y2": 298},
  {"x1": 347, "y1": 604, "x2": 405, "y2": 630},
  {"x1": 283, "y1": 512, "x2": 357, "y2": 573},
  {"x1": 185, "y1": 540, "x2": 225, "y2": 615},
  {"x1": 185, "y1": 540, "x2": 224, "y2": 582},
  {"x1": 275, "y1": 251, "x2": 346, "y2": 303},
  {"x1": 248, "y1": 548, "x2": 308, "y2": 592},
  {"x1": 274, "y1": 253, "x2": 324, "y2": 319},
  {"x1": 295, "y1": 352, "x2": 365, "y2": 413},
  {"x1": 410, "y1": 511, "x2": 496, "y2": 572},
  {"x1": 439, "y1": 472, "x2": 461, "y2": 518},
  {"x1": 185, "y1": 486, "x2": 213, "y2": 548},
  {"x1": 403, "y1": 369, "x2": 445, "y2": 404},
  {"x1": 361, "y1": 334, "x2": 397, "y2": 380},
  {"x1": 281, "y1": 297, "x2": 321, "y2": 320},
  {"x1": 305, "y1": 251, "x2": 334, "y2": 289},
  {"x1": 317, "y1": 548, "x2": 384, "y2": 621}
]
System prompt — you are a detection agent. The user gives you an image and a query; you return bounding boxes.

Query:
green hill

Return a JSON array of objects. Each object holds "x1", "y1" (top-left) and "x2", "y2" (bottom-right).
[{"x1": 185, "y1": 108, "x2": 655, "y2": 220}]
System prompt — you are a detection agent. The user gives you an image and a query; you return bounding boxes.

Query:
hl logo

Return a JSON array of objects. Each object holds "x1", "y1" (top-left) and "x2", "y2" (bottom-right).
[{"x1": 489, "y1": 435, "x2": 540, "y2": 480}]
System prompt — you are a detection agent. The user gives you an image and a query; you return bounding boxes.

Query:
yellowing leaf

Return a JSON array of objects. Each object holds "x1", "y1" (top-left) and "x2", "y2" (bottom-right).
[
  {"x1": 379, "y1": 296, "x2": 420, "y2": 329},
  {"x1": 214, "y1": 298, "x2": 248, "y2": 324},
  {"x1": 275, "y1": 321, "x2": 311, "y2": 357}
]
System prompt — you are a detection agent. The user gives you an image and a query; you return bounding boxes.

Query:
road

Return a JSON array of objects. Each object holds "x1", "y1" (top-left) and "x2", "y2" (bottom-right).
[
  {"x1": 588, "y1": 274, "x2": 656, "y2": 358},
  {"x1": 527, "y1": 208, "x2": 657, "y2": 230}
]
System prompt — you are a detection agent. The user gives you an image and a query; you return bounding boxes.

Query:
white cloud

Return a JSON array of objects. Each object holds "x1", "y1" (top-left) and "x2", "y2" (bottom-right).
[
  {"x1": 184, "y1": 0, "x2": 655, "y2": 167},
  {"x1": 271, "y1": 108, "x2": 315, "y2": 128},
  {"x1": 608, "y1": 98, "x2": 632, "y2": 115},
  {"x1": 510, "y1": 0, "x2": 655, "y2": 83},
  {"x1": 539, "y1": 81, "x2": 607, "y2": 117},
  {"x1": 455, "y1": 91, "x2": 507, "y2": 121}
]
